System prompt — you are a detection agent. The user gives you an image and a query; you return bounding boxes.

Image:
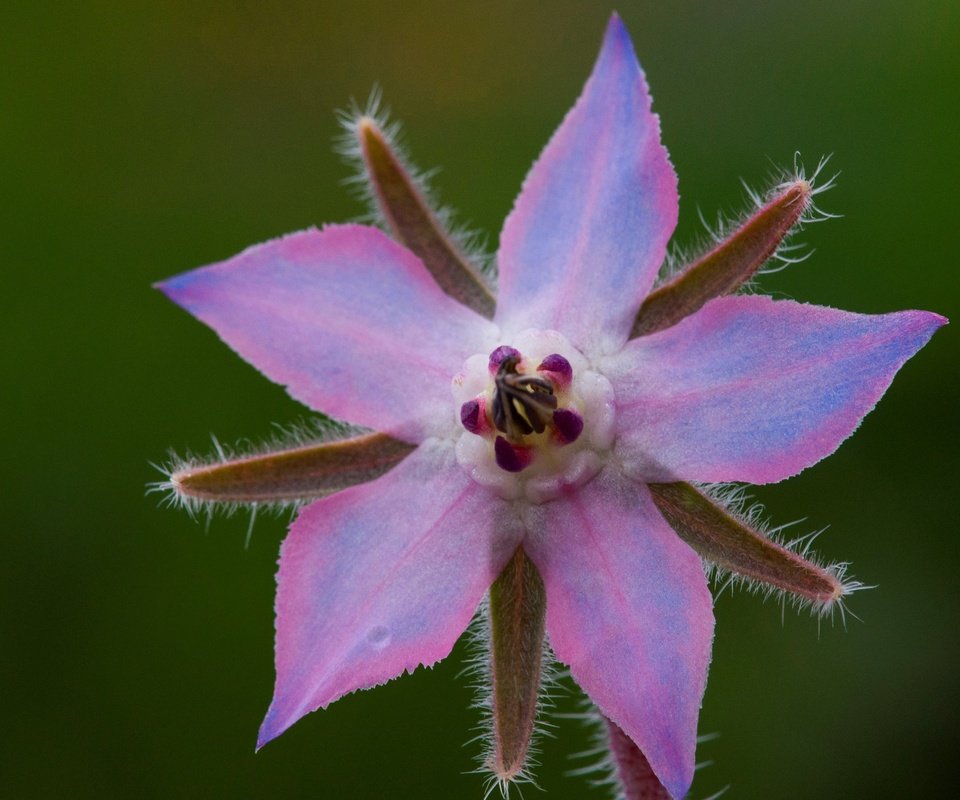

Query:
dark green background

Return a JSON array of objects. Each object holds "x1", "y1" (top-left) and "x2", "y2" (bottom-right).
[{"x1": 4, "y1": 2, "x2": 958, "y2": 797}]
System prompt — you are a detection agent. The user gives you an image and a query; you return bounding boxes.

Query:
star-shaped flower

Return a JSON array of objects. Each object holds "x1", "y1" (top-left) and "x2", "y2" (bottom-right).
[{"x1": 157, "y1": 14, "x2": 945, "y2": 799}]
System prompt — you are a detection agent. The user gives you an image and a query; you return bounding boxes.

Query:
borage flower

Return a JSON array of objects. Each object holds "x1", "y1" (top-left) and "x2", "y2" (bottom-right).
[{"x1": 157, "y1": 14, "x2": 945, "y2": 800}]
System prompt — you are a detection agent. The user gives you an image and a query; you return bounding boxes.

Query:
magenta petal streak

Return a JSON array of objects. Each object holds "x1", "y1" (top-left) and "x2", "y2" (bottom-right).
[
  {"x1": 608, "y1": 295, "x2": 947, "y2": 484},
  {"x1": 258, "y1": 440, "x2": 522, "y2": 748},
  {"x1": 523, "y1": 469, "x2": 714, "y2": 800},
  {"x1": 494, "y1": 14, "x2": 678, "y2": 356},
  {"x1": 158, "y1": 225, "x2": 498, "y2": 442}
]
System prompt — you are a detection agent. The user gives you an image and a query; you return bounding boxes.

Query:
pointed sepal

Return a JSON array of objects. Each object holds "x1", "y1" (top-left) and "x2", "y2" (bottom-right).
[
  {"x1": 486, "y1": 546, "x2": 547, "y2": 785},
  {"x1": 632, "y1": 180, "x2": 812, "y2": 337},
  {"x1": 649, "y1": 481, "x2": 847, "y2": 609},
  {"x1": 167, "y1": 431, "x2": 415, "y2": 506},
  {"x1": 357, "y1": 117, "x2": 496, "y2": 318}
]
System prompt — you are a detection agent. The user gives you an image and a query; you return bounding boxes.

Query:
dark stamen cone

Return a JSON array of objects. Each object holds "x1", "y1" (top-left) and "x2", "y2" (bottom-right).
[
  {"x1": 488, "y1": 547, "x2": 547, "y2": 782},
  {"x1": 604, "y1": 717, "x2": 672, "y2": 800},
  {"x1": 632, "y1": 180, "x2": 812, "y2": 337},
  {"x1": 649, "y1": 481, "x2": 843, "y2": 605},
  {"x1": 171, "y1": 432, "x2": 415, "y2": 504},
  {"x1": 358, "y1": 118, "x2": 496, "y2": 318}
]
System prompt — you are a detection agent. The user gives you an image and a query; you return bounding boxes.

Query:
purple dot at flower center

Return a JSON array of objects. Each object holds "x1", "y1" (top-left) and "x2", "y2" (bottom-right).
[
  {"x1": 494, "y1": 436, "x2": 532, "y2": 472},
  {"x1": 488, "y1": 345, "x2": 522, "y2": 374},
  {"x1": 538, "y1": 353, "x2": 572, "y2": 385},
  {"x1": 552, "y1": 408, "x2": 584, "y2": 444},
  {"x1": 460, "y1": 399, "x2": 483, "y2": 434}
]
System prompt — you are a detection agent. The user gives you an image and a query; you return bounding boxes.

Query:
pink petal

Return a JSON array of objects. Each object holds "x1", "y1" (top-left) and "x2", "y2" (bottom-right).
[
  {"x1": 523, "y1": 469, "x2": 714, "y2": 800},
  {"x1": 495, "y1": 14, "x2": 678, "y2": 355},
  {"x1": 158, "y1": 225, "x2": 498, "y2": 442},
  {"x1": 609, "y1": 295, "x2": 947, "y2": 484},
  {"x1": 257, "y1": 440, "x2": 521, "y2": 748}
]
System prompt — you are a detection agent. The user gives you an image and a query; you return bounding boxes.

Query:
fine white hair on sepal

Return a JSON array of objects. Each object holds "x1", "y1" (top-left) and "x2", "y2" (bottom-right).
[
  {"x1": 460, "y1": 596, "x2": 563, "y2": 798},
  {"x1": 657, "y1": 153, "x2": 839, "y2": 289},
  {"x1": 145, "y1": 415, "x2": 367, "y2": 538},
  {"x1": 334, "y1": 87, "x2": 497, "y2": 283},
  {"x1": 698, "y1": 482, "x2": 871, "y2": 626},
  {"x1": 564, "y1": 698, "x2": 726, "y2": 799}
]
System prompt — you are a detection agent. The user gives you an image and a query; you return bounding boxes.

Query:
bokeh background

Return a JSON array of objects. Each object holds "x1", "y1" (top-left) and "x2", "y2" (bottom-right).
[{"x1": 4, "y1": 1, "x2": 958, "y2": 797}]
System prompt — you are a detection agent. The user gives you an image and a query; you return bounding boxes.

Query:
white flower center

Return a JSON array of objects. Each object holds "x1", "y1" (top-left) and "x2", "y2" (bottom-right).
[{"x1": 451, "y1": 328, "x2": 614, "y2": 503}]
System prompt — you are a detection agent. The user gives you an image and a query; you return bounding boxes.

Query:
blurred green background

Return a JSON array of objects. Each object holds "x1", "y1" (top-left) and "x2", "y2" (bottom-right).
[{"x1": 4, "y1": 1, "x2": 958, "y2": 797}]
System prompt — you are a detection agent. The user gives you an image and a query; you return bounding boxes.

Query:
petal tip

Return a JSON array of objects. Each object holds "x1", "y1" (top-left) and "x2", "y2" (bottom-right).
[
  {"x1": 153, "y1": 271, "x2": 195, "y2": 307},
  {"x1": 603, "y1": 710, "x2": 694, "y2": 800},
  {"x1": 900, "y1": 308, "x2": 948, "y2": 348},
  {"x1": 922, "y1": 310, "x2": 949, "y2": 329},
  {"x1": 601, "y1": 11, "x2": 636, "y2": 65},
  {"x1": 257, "y1": 699, "x2": 300, "y2": 752},
  {"x1": 606, "y1": 10, "x2": 624, "y2": 30},
  {"x1": 665, "y1": 776, "x2": 693, "y2": 800},
  {"x1": 255, "y1": 718, "x2": 280, "y2": 752}
]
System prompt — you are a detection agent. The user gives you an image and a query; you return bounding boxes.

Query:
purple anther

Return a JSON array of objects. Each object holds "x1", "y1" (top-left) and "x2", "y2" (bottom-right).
[
  {"x1": 494, "y1": 435, "x2": 533, "y2": 473},
  {"x1": 552, "y1": 408, "x2": 584, "y2": 445},
  {"x1": 489, "y1": 345, "x2": 522, "y2": 374},
  {"x1": 460, "y1": 398, "x2": 486, "y2": 435},
  {"x1": 538, "y1": 353, "x2": 573, "y2": 389}
]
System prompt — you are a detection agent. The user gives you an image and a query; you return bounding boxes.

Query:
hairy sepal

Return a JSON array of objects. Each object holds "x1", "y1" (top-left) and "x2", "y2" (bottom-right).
[
  {"x1": 649, "y1": 481, "x2": 855, "y2": 613},
  {"x1": 155, "y1": 428, "x2": 415, "y2": 510},
  {"x1": 632, "y1": 178, "x2": 813, "y2": 337},
  {"x1": 347, "y1": 112, "x2": 496, "y2": 317},
  {"x1": 483, "y1": 546, "x2": 550, "y2": 793}
]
